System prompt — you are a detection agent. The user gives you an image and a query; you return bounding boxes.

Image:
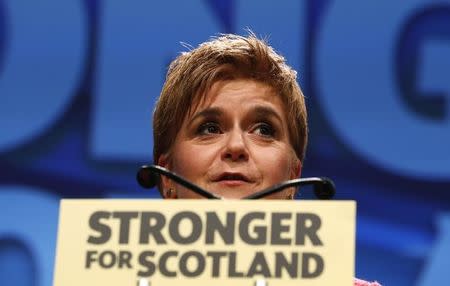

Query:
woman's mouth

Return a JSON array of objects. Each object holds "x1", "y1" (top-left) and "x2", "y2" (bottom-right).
[{"x1": 213, "y1": 172, "x2": 252, "y2": 186}]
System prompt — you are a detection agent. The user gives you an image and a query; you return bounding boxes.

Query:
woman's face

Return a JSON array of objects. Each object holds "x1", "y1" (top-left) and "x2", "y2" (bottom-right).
[{"x1": 159, "y1": 79, "x2": 301, "y2": 199}]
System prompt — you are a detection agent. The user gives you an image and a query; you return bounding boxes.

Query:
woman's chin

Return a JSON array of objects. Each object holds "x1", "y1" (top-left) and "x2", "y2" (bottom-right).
[
  {"x1": 206, "y1": 181, "x2": 262, "y2": 199},
  {"x1": 175, "y1": 180, "x2": 292, "y2": 200}
]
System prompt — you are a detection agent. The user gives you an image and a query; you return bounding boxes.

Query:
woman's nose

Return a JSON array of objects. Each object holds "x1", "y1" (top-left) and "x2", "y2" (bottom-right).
[{"x1": 221, "y1": 129, "x2": 249, "y2": 162}]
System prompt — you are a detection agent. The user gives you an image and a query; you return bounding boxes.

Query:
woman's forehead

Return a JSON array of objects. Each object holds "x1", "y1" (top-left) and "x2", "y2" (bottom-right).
[{"x1": 189, "y1": 79, "x2": 282, "y2": 113}]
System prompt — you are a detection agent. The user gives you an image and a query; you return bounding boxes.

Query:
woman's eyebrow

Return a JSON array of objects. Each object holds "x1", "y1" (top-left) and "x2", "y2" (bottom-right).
[
  {"x1": 252, "y1": 105, "x2": 283, "y2": 124},
  {"x1": 188, "y1": 107, "x2": 223, "y2": 123}
]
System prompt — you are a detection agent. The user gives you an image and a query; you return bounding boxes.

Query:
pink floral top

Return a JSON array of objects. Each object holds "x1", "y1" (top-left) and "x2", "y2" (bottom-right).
[{"x1": 354, "y1": 278, "x2": 382, "y2": 286}]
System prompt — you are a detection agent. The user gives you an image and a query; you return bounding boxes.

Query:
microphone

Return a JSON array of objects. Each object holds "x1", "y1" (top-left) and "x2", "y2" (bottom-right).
[
  {"x1": 242, "y1": 177, "x2": 335, "y2": 200},
  {"x1": 137, "y1": 165, "x2": 221, "y2": 199},
  {"x1": 137, "y1": 165, "x2": 335, "y2": 200}
]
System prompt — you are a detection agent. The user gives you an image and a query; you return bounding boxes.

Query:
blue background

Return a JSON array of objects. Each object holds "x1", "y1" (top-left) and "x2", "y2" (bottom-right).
[{"x1": 1, "y1": 1, "x2": 449, "y2": 285}]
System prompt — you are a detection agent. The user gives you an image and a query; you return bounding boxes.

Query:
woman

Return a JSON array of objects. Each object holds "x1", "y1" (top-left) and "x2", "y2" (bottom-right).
[
  {"x1": 151, "y1": 33, "x2": 380, "y2": 286},
  {"x1": 153, "y1": 33, "x2": 305, "y2": 200}
]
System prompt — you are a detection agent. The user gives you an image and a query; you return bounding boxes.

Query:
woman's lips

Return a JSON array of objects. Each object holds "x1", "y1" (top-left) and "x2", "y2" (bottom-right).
[
  {"x1": 212, "y1": 172, "x2": 253, "y2": 186},
  {"x1": 216, "y1": 179, "x2": 249, "y2": 187}
]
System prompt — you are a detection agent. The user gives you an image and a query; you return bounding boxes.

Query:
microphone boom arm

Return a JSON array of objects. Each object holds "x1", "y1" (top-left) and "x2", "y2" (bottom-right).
[
  {"x1": 137, "y1": 165, "x2": 335, "y2": 200},
  {"x1": 242, "y1": 177, "x2": 335, "y2": 200},
  {"x1": 138, "y1": 165, "x2": 221, "y2": 199}
]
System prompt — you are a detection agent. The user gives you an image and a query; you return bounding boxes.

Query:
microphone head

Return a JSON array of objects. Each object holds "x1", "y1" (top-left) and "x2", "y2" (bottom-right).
[
  {"x1": 136, "y1": 165, "x2": 159, "y2": 188},
  {"x1": 314, "y1": 177, "x2": 335, "y2": 200}
]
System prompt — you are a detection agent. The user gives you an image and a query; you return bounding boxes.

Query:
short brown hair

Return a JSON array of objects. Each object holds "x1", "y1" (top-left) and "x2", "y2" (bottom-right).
[{"x1": 153, "y1": 33, "x2": 307, "y2": 167}]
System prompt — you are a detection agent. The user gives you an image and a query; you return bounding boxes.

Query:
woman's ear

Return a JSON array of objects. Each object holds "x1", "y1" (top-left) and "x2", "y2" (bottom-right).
[
  {"x1": 157, "y1": 154, "x2": 177, "y2": 199},
  {"x1": 286, "y1": 157, "x2": 301, "y2": 200},
  {"x1": 290, "y1": 157, "x2": 302, "y2": 180}
]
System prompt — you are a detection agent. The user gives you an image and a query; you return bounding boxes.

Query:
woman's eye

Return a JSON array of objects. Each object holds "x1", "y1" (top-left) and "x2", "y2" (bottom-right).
[
  {"x1": 253, "y1": 123, "x2": 275, "y2": 137},
  {"x1": 197, "y1": 122, "x2": 221, "y2": 135}
]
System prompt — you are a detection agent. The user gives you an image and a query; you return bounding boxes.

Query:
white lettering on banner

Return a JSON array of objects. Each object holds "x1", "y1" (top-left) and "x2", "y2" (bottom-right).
[
  {"x1": 256, "y1": 278, "x2": 267, "y2": 286},
  {"x1": 137, "y1": 277, "x2": 150, "y2": 286}
]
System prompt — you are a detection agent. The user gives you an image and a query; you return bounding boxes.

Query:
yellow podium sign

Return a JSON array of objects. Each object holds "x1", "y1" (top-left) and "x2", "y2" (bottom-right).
[{"x1": 53, "y1": 200, "x2": 355, "y2": 286}]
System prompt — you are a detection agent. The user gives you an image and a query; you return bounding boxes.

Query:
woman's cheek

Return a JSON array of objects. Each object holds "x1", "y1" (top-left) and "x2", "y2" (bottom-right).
[
  {"x1": 262, "y1": 148, "x2": 293, "y2": 180},
  {"x1": 172, "y1": 143, "x2": 217, "y2": 178}
]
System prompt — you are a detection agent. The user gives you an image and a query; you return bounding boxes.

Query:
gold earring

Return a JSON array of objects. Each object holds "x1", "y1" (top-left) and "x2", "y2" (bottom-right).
[{"x1": 165, "y1": 188, "x2": 174, "y2": 198}]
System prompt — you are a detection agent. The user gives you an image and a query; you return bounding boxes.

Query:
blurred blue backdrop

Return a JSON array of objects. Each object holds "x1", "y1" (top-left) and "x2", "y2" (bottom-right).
[{"x1": 1, "y1": 0, "x2": 449, "y2": 285}]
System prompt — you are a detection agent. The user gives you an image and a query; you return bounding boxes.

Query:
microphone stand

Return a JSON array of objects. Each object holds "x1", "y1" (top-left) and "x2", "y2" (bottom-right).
[{"x1": 137, "y1": 165, "x2": 335, "y2": 200}]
